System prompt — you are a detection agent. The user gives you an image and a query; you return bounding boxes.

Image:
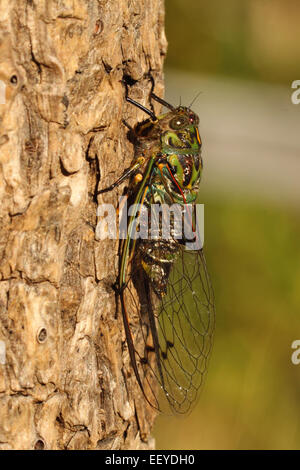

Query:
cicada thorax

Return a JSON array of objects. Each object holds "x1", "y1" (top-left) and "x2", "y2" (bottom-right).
[
  {"x1": 127, "y1": 107, "x2": 203, "y2": 297},
  {"x1": 130, "y1": 106, "x2": 203, "y2": 203}
]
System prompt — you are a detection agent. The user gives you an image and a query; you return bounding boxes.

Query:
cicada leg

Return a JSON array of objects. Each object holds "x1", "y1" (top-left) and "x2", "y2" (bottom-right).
[
  {"x1": 122, "y1": 79, "x2": 158, "y2": 121},
  {"x1": 122, "y1": 74, "x2": 175, "y2": 124},
  {"x1": 97, "y1": 157, "x2": 145, "y2": 194},
  {"x1": 148, "y1": 74, "x2": 175, "y2": 112}
]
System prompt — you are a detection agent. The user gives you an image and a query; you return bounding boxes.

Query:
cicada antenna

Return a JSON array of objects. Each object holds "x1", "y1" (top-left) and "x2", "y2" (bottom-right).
[{"x1": 188, "y1": 91, "x2": 202, "y2": 110}]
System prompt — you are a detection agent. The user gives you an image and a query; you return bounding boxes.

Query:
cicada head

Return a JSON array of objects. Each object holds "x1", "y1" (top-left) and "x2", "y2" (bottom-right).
[{"x1": 159, "y1": 106, "x2": 201, "y2": 154}]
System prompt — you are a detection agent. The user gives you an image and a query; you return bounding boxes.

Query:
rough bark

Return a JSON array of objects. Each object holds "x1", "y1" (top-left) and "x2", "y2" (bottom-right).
[{"x1": 0, "y1": 0, "x2": 167, "y2": 450}]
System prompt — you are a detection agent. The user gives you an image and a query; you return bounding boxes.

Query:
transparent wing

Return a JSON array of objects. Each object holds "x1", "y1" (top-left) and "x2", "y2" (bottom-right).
[
  {"x1": 155, "y1": 248, "x2": 215, "y2": 414},
  {"x1": 123, "y1": 246, "x2": 215, "y2": 414},
  {"x1": 119, "y1": 171, "x2": 215, "y2": 414}
]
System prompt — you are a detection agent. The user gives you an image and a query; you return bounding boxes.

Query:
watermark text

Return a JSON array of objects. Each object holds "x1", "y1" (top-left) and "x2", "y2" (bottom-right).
[
  {"x1": 291, "y1": 80, "x2": 300, "y2": 104},
  {"x1": 96, "y1": 199, "x2": 204, "y2": 250}
]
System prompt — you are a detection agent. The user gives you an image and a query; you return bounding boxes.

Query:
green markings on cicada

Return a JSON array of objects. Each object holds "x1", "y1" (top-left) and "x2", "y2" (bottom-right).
[{"x1": 98, "y1": 79, "x2": 215, "y2": 414}]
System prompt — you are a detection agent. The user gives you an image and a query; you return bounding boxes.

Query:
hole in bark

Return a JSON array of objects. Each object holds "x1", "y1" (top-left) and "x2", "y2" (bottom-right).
[
  {"x1": 10, "y1": 75, "x2": 18, "y2": 85},
  {"x1": 56, "y1": 413, "x2": 64, "y2": 426},
  {"x1": 102, "y1": 61, "x2": 112, "y2": 74},
  {"x1": 34, "y1": 439, "x2": 45, "y2": 450},
  {"x1": 37, "y1": 327, "x2": 47, "y2": 343},
  {"x1": 94, "y1": 19, "x2": 103, "y2": 34},
  {"x1": 123, "y1": 74, "x2": 137, "y2": 87},
  {"x1": 123, "y1": 427, "x2": 128, "y2": 440}
]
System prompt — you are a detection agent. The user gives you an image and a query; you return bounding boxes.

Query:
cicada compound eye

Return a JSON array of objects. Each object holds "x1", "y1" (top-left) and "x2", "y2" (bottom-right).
[{"x1": 169, "y1": 115, "x2": 189, "y2": 130}]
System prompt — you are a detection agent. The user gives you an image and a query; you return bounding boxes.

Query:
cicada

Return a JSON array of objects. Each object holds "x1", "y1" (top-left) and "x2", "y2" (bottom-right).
[{"x1": 98, "y1": 78, "x2": 215, "y2": 414}]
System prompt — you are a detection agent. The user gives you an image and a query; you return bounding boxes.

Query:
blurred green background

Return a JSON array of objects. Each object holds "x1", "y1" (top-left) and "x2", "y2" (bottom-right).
[{"x1": 154, "y1": 0, "x2": 300, "y2": 449}]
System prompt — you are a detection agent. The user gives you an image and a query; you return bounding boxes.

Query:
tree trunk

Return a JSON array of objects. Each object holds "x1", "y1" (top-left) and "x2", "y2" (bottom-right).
[{"x1": 0, "y1": 0, "x2": 166, "y2": 450}]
